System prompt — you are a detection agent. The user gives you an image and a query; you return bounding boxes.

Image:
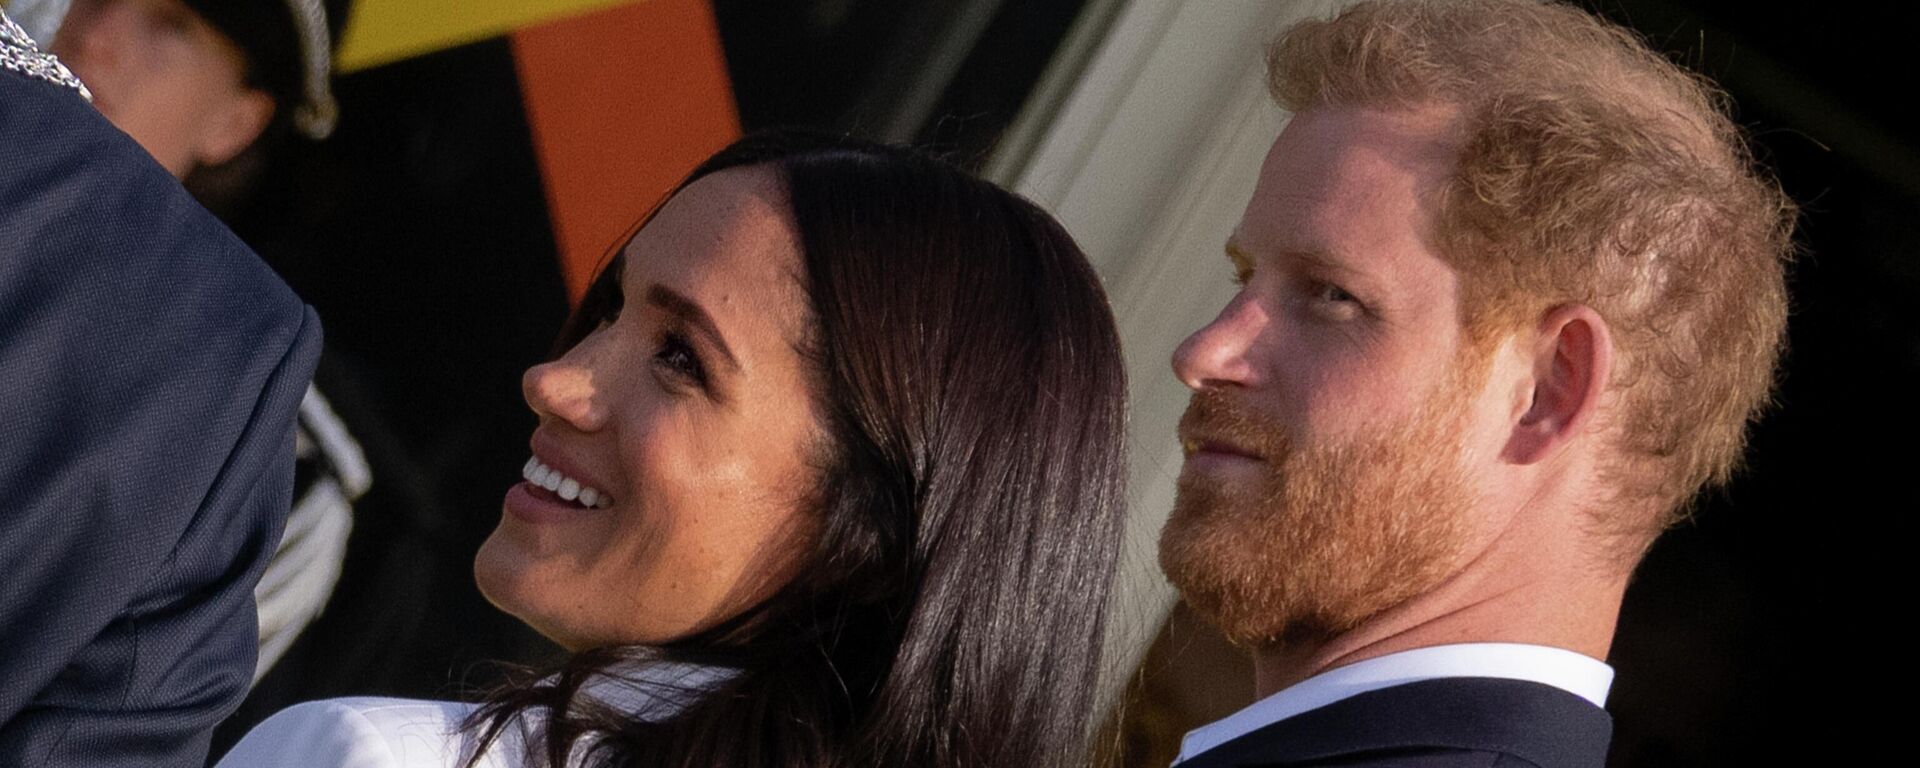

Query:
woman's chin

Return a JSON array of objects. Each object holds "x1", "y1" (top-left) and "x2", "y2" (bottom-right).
[
  {"x1": 474, "y1": 491, "x2": 594, "y2": 621},
  {"x1": 473, "y1": 530, "x2": 649, "y2": 651},
  {"x1": 472, "y1": 500, "x2": 747, "y2": 650},
  {"x1": 472, "y1": 529, "x2": 564, "y2": 635}
]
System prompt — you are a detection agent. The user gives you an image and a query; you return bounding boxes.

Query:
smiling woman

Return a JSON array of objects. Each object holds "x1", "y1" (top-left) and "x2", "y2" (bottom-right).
[
  {"x1": 217, "y1": 131, "x2": 1129, "y2": 768},
  {"x1": 476, "y1": 163, "x2": 829, "y2": 652}
]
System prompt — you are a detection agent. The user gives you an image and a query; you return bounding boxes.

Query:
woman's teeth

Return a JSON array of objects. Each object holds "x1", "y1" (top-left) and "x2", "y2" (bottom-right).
[{"x1": 522, "y1": 457, "x2": 614, "y2": 509}]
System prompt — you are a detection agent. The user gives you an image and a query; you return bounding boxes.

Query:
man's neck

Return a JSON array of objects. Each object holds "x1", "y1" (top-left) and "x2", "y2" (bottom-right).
[{"x1": 1251, "y1": 549, "x2": 1630, "y2": 698}]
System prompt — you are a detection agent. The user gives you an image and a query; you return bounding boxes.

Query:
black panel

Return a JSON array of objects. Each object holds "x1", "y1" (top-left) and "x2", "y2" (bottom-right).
[
  {"x1": 711, "y1": 0, "x2": 1090, "y2": 168},
  {"x1": 211, "y1": 38, "x2": 567, "y2": 757},
  {"x1": 1585, "y1": 2, "x2": 1920, "y2": 765}
]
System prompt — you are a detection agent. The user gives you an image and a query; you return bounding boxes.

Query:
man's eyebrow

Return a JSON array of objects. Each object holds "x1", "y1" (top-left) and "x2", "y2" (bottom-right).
[
  {"x1": 644, "y1": 285, "x2": 740, "y2": 372},
  {"x1": 1226, "y1": 240, "x2": 1355, "y2": 276}
]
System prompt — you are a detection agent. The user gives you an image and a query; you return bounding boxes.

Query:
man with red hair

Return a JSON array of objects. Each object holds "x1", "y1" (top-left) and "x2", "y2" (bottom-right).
[{"x1": 1160, "y1": 1, "x2": 1793, "y2": 766}]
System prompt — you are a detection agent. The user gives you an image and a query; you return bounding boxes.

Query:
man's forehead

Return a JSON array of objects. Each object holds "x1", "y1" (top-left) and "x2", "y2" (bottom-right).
[
  {"x1": 1231, "y1": 105, "x2": 1464, "y2": 296},
  {"x1": 1262, "y1": 105, "x2": 1459, "y2": 201}
]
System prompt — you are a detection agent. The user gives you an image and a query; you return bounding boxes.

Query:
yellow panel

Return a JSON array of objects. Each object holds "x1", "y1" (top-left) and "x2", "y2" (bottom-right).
[{"x1": 335, "y1": 0, "x2": 645, "y2": 72}]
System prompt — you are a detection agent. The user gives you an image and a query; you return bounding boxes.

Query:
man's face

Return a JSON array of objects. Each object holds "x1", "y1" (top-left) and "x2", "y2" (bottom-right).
[
  {"x1": 1159, "y1": 105, "x2": 1507, "y2": 646},
  {"x1": 52, "y1": 0, "x2": 270, "y2": 177}
]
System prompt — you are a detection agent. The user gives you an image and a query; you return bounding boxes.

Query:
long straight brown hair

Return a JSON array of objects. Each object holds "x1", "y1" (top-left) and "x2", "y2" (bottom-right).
[{"x1": 467, "y1": 130, "x2": 1128, "y2": 768}]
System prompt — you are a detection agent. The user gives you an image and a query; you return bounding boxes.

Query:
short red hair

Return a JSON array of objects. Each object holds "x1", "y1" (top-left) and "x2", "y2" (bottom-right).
[{"x1": 1268, "y1": 0, "x2": 1795, "y2": 535}]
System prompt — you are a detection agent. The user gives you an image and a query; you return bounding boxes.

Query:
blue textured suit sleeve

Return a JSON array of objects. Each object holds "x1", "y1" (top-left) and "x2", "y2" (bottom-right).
[{"x1": 0, "y1": 29, "x2": 323, "y2": 768}]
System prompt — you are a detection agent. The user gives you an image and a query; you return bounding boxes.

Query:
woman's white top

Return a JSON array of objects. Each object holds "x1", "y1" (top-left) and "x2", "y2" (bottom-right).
[{"x1": 216, "y1": 662, "x2": 730, "y2": 768}]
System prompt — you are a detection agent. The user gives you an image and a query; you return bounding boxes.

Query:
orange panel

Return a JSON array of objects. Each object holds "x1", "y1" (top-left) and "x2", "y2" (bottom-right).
[{"x1": 513, "y1": 0, "x2": 741, "y2": 303}]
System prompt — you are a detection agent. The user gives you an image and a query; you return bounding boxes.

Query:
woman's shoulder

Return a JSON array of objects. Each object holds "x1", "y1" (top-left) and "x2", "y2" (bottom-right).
[
  {"x1": 216, "y1": 662, "x2": 732, "y2": 768},
  {"x1": 216, "y1": 697, "x2": 525, "y2": 768}
]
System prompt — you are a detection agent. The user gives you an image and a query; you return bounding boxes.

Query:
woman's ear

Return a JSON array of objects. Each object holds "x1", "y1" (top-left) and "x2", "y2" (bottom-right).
[
  {"x1": 193, "y1": 87, "x2": 276, "y2": 168},
  {"x1": 1503, "y1": 303, "x2": 1614, "y2": 465}
]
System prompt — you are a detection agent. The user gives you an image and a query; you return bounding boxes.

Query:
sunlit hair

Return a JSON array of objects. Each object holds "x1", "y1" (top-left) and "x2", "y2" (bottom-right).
[
  {"x1": 1267, "y1": 0, "x2": 1794, "y2": 537},
  {"x1": 466, "y1": 131, "x2": 1128, "y2": 768}
]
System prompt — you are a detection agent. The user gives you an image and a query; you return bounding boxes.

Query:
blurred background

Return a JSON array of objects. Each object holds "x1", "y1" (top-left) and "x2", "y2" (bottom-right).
[{"x1": 12, "y1": 0, "x2": 1910, "y2": 764}]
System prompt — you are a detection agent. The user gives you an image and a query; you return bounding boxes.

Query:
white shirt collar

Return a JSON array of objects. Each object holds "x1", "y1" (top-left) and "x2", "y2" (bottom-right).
[
  {"x1": 572, "y1": 659, "x2": 737, "y2": 718},
  {"x1": 1173, "y1": 642, "x2": 1614, "y2": 764}
]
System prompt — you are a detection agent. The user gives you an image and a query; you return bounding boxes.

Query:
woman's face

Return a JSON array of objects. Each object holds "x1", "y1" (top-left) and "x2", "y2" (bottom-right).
[{"x1": 476, "y1": 166, "x2": 824, "y2": 651}]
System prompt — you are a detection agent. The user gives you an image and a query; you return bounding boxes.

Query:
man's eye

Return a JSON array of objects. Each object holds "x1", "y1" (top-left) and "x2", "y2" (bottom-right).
[
  {"x1": 1306, "y1": 281, "x2": 1364, "y2": 321},
  {"x1": 1315, "y1": 282, "x2": 1358, "y2": 305}
]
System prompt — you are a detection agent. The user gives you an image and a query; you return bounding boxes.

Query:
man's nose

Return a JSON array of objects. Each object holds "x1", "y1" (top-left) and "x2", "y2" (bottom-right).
[
  {"x1": 1172, "y1": 293, "x2": 1266, "y2": 391},
  {"x1": 522, "y1": 356, "x2": 608, "y2": 432}
]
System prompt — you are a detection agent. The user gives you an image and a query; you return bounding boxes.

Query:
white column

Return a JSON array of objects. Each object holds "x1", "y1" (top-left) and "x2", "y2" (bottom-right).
[{"x1": 988, "y1": 0, "x2": 1354, "y2": 711}]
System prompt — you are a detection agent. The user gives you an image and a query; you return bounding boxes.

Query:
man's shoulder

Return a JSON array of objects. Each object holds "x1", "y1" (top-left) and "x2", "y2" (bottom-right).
[{"x1": 1181, "y1": 678, "x2": 1612, "y2": 768}]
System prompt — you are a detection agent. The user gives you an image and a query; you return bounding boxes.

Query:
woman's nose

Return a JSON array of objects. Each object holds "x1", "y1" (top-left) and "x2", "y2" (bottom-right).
[{"x1": 522, "y1": 357, "x2": 608, "y2": 432}]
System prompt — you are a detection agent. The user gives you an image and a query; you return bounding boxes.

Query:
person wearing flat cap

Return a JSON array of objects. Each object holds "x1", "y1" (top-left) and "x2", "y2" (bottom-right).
[{"x1": 50, "y1": 0, "x2": 349, "y2": 177}]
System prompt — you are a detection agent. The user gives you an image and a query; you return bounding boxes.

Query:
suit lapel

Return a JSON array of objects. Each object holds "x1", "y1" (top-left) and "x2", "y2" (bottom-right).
[{"x1": 1176, "y1": 678, "x2": 1612, "y2": 768}]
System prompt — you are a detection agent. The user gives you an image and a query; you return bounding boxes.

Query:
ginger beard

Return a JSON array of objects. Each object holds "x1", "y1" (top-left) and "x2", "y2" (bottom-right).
[{"x1": 1158, "y1": 357, "x2": 1487, "y2": 647}]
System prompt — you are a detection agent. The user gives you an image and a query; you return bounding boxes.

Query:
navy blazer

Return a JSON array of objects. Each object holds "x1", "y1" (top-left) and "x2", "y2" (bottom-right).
[
  {"x1": 0, "y1": 20, "x2": 322, "y2": 768},
  {"x1": 1176, "y1": 678, "x2": 1614, "y2": 768}
]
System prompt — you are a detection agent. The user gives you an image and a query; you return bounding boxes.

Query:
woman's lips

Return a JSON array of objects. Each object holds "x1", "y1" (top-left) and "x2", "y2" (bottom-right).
[
  {"x1": 503, "y1": 449, "x2": 618, "y2": 526},
  {"x1": 521, "y1": 455, "x2": 614, "y2": 509},
  {"x1": 504, "y1": 480, "x2": 610, "y2": 526}
]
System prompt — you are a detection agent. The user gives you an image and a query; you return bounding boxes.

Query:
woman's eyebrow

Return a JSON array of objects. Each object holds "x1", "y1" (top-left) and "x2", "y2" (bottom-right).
[{"x1": 645, "y1": 285, "x2": 741, "y2": 373}]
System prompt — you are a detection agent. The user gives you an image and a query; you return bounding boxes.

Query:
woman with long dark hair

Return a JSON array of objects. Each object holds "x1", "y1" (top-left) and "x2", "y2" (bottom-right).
[{"x1": 217, "y1": 131, "x2": 1128, "y2": 768}]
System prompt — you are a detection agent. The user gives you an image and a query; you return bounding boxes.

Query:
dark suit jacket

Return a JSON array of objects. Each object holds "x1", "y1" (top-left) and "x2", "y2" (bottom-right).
[
  {"x1": 0, "y1": 26, "x2": 322, "y2": 768},
  {"x1": 1176, "y1": 678, "x2": 1613, "y2": 768}
]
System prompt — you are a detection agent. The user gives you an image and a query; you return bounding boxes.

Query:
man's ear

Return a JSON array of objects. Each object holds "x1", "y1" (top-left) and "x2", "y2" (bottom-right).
[
  {"x1": 1503, "y1": 304, "x2": 1613, "y2": 465},
  {"x1": 193, "y1": 88, "x2": 275, "y2": 168}
]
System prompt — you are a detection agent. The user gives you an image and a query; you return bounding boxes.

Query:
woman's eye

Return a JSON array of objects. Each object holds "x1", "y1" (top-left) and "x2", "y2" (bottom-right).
[{"x1": 653, "y1": 332, "x2": 708, "y2": 387}]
